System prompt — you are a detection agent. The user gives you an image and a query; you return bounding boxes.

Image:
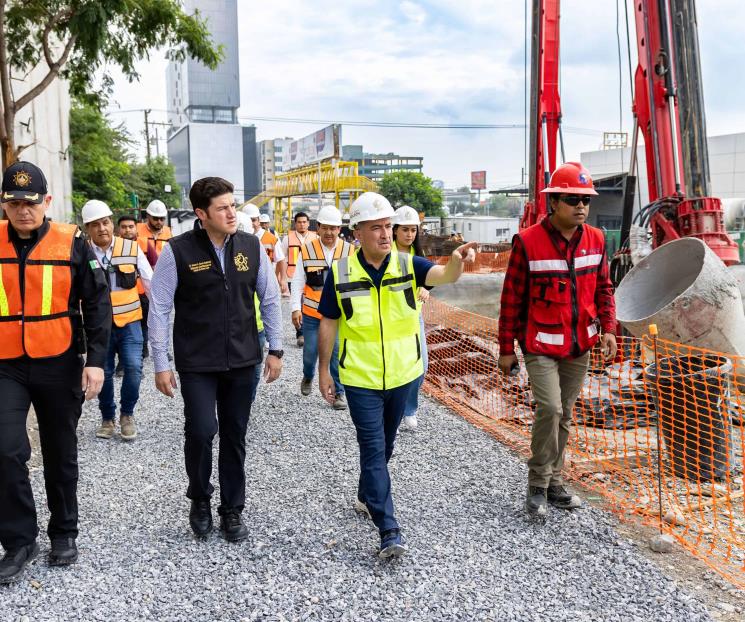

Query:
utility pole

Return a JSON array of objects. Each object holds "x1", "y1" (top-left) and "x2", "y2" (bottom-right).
[{"x1": 144, "y1": 109, "x2": 152, "y2": 162}]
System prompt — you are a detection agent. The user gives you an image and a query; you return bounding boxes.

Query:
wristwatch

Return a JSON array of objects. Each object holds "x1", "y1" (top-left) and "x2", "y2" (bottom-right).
[{"x1": 268, "y1": 349, "x2": 284, "y2": 359}]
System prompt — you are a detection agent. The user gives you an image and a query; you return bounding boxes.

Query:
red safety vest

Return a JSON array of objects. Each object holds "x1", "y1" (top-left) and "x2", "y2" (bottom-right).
[{"x1": 519, "y1": 221, "x2": 606, "y2": 358}]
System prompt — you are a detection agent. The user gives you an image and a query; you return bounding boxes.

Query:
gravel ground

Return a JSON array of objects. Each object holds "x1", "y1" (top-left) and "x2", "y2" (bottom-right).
[{"x1": 1, "y1": 305, "x2": 714, "y2": 622}]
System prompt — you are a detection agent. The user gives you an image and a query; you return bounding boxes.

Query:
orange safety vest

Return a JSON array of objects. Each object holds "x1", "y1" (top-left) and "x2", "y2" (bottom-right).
[
  {"x1": 136, "y1": 222, "x2": 172, "y2": 259},
  {"x1": 259, "y1": 228, "x2": 278, "y2": 262},
  {"x1": 301, "y1": 238, "x2": 354, "y2": 319},
  {"x1": 286, "y1": 230, "x2": 317, "y2": 279},
  {"x1": 0, "y1": 221, "x2": 77, "y2": 359},
  {"x1": 105, "y1": 236, "x2": 143, "y2": 328}
]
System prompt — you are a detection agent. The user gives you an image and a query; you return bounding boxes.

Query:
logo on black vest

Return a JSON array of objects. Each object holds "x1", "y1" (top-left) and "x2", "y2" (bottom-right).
[{"x1": 234, "y1": 252, "x2": 249, "y2": 272}]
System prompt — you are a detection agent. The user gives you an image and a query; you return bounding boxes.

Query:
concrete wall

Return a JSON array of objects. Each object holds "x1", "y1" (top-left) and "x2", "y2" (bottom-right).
[{"x1": 430, "y1": 273, "x2": 504, "y2": 320}]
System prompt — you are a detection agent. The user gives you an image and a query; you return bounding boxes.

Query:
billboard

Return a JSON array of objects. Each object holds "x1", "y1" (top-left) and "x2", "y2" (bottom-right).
[
  {"x1": 471, "y1": 170, "x2": 486, "y2": 190},
  {"x1": 286, "y1": 124, "x2": 341, "y2": 170}
]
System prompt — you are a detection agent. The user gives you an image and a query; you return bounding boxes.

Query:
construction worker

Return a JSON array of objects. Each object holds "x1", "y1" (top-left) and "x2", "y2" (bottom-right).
[
  {"x1": 82, "y1": 200, "x2": 153, "y2": 441},
  {"x1": 392, "y1": 205, "x2": 430, "y2": 432},
  {"x1": 149, "y1": 177, "x2": 282, "y2": 542},
  {"x1": 136, "y1": 199, "x2": 172, "y2": 358},
  {"x1": 0, "y1": 162, "x2": 111, "y2": 583},
  {"x1": 282, "y1": 211, "x2": 317, "y2": 346},
  {"x1": 497, "y1": 162, "x2": 617, "y2": 517},
  {"x1": 243, "y1": 204, "x2": 288, "y2": 294},
  {"x1": 291, "y1": 205, "x2": 353, "y2": 409},
  {"x1": 117, "y1": 214, "x2": 138, "y2": 241},
  {"x1": 317, "y1": 192, "x2": 477, "y2": 558}
]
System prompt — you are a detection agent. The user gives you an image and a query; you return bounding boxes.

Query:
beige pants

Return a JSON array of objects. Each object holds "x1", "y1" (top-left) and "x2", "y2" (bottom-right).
[{"x1": 524, "y1": 352, "x2": 590, "y2": 488}]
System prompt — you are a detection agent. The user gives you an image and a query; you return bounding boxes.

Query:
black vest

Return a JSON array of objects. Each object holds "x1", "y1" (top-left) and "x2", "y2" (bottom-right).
[{"x1": 170, "y1": 228, "x2": 261, "y2": 372}]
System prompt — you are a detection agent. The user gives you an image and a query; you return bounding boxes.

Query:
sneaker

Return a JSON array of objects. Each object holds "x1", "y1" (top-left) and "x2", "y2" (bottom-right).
[
  {"x1": 0, "y1": 542, "x2": 39, "y2": 584},
  {"x1": 525, "y1": 486, "x2": 548, "y2": 517},
  {"x1": 48, "y1": 537, "x2": 78, "y2": 567},
  {"x1": 120, "y1": 415, "x2": 137, "y2": 441},
  {"x1": 96, "y1": 419, "x2": 115, "y2": 439},
  {"x1": 379, "y1": 529, "x2": 408, "y2": 559},
  {"x1": 220, "y1": 511, "x2": 248, "y2": 543},
  {"x1": 401, "y1": 415, "x2": 418, "y2": 431},
  {"x1": 300, "y1": 377, "x2": 313, "y2": 396},
  {"x1": 296, "y1": 335, "x2": 304, "y2": 347},
  {"x1": 189, "y1": 499, "x2": 213, "y2": 537},
  {"x1": 353, "y1": 498, "x2": 372, "y2": 520},
  {"x1": 332, "y1": 393, "x2": 347, "y2": 410},
  {"x1": 547, "y1": 485, "x2": 582, "y2": 510}
]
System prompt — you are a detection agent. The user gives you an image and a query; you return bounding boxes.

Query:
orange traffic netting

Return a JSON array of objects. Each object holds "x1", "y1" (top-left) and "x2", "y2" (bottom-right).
[
  {"x1": 427, "y1": 251, "x2": 510, "y2": 274},
  {"x1": 422, "y1": 296, "x2": 745, "y2": 588}
]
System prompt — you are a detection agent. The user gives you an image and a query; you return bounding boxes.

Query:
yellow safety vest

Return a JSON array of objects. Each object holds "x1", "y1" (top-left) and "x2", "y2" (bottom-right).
[
  {"x1": 254, "y1": 294, "x2": 264, "y2": 332},
  {"x1": 332, "y1": 251, "x2": 423, "y2": 390},
  {"x1": 108, "y1": 236, "x2": 143, "y2": 328}
]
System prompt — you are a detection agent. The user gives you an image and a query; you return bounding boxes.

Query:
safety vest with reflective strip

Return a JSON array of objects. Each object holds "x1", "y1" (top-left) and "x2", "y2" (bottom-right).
[
  {"x1": 136, "y1": 222, "x2": 172, "y2": 259},
  {"x1": 258, "y1": 229, "x2": 278, "y2": 262},
  {"x1": 519, "y1": 221, "x2": 606, "y2": 358},
  {"x1": 107, "y1": 236, "x2": 143, "y2": 328},
  {"x1": 254, "y1": 294, "x2": 264, "y2": 332},
  {"x1": 0, "y1": 221, "x2": 77, "y2": 359},
  {"x1": 332, "y1": 251, "x2": 423, "y2": 390},
  {"x1": 301, "y1": 238, "x2": 354, "y2": 319},
  {"x1": 286, "y1": 230, "x2": 317, "y2": 279}
]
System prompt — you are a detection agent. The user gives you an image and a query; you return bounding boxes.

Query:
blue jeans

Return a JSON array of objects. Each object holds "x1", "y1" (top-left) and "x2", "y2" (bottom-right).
[
  {"x1": 99, "y1": 321, "x2": 144, "y2": 420},
  {"x1": 251, "y1": 330, "x2": 266, "y2": 404},
  {"x1": 346, "y1": 380, "x2": 415, "y2": 534},
  {"x1": 404, "y1": 314, "x2": 428, "y2": 418},
  {"x1": 302, "y1": 314, "x2": 343, "y2": 395}
]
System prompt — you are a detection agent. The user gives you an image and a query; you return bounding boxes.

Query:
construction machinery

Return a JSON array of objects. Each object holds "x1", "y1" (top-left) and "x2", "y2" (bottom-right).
[{"x1": 521, "y1": 0, "x2": 739, "y2": 278}]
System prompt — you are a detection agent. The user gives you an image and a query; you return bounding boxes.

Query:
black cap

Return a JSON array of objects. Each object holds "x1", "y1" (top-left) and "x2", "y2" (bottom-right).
[{"x1": 1, "y1": 161, "x2": 48, "y2": 204}]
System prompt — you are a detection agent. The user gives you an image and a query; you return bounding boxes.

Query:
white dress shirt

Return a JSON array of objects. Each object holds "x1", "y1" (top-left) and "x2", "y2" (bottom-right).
[{"x1": 91, "y1": 238, "x2": 153, "y2": 296}]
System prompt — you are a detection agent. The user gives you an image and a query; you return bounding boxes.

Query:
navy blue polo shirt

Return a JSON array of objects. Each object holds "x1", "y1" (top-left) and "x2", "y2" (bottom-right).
[{"x1": 318, "y1": 250, "x2": 435, "y2": 319}]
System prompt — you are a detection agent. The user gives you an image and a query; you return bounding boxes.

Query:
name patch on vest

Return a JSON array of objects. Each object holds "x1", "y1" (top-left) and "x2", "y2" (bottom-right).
[
  {"x1": 234, "y1": 252, "x2": 249, "y2": 272},
  {"x1": 188, "y1": 260, "x2": 213, "y2": 273}
]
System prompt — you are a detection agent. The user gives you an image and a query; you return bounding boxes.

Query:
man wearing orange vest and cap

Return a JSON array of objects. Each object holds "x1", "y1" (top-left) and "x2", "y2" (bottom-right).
[
  {"x1": 291, "y1": 206, "x2": 353, "y2": 410},
  {"x1": 498, "y1": 163, "x2": 617, "y2": 518},
  {"x1": 136, "y1": 199, "x2": 172, "y2": 359},
  {"x1": 281, "y1": 211, "x2": 317, "y2": 347},
  {"x1": 0, "y1": 162, "x2": 111, "y2": 583},
  {"x1": 82, "y1": 200, "x2": 153, "y2": 442}
]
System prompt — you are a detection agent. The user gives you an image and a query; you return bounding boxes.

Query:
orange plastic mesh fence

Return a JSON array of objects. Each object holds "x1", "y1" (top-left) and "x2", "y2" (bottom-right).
[
  {"x1": 426, "y1": 251, "x2": 510, "y2": 274},
  {"x1": 422, "y1": 297, "x2": 745, "y2": 588}
]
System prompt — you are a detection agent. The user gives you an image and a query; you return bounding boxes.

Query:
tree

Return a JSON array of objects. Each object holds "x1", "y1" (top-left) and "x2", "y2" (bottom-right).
[
  {"x1": 0, "y1": 0, "x2": 222, "y2": 168},
  {"x1": 378, "y1": 171, "x2": 445, "y2": 217},
  {"x1": 128, "y1": 156, "x2": 181, "y2": 211},
  {"x1": 69, "y1": 101, "x2": 131, "y2": 216}
]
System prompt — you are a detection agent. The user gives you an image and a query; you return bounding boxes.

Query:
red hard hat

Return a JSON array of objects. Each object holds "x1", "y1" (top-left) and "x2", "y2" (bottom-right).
[{"x1": 540, "y1": 162, "x2": 599, "y2": 196}]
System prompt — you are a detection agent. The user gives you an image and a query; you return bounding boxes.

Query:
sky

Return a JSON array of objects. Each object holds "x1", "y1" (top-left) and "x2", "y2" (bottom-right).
[{"x1": 107, "y1": 0, "x2": 745, "y2": 192}]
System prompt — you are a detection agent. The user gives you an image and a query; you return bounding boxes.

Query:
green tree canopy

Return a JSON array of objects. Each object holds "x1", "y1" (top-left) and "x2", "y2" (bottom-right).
[
  {"x1": 0, "y1": 0, "x2": 222, "y2": 167},
  {"x1": 378, "y1": 171, "x2": 444, "y2": 217},
  {"x1": 128, "y1": 156, "x2": 181, "y2": 211}
]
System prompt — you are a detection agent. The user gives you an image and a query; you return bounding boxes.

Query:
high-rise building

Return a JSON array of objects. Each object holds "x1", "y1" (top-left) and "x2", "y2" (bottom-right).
[
  {"x1": 258, "y1": 137, "x2": 293, "y2": 191},
  {"x1": 166, "y1": 0, "x2": 258, "y2": 204},
  {"x1": 341, "y1": 145, "x2": 423, "y2": 182}
]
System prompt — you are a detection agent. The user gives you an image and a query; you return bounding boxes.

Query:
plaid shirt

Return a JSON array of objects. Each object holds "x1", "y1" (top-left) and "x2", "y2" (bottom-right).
[{"x1": 498, "y1": 219, "x2": 617, "y2": 356}]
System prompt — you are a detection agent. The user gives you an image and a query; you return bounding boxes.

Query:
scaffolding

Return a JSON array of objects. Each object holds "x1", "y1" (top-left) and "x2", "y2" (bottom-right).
[{"x1": 240, "y1": 160, "x2": 378, "y2": 233}]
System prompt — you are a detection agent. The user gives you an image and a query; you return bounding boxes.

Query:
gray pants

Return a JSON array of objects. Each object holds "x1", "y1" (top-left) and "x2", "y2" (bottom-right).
[{"x1": 524, "y1": 352, "x2": 590, "y2": 488}]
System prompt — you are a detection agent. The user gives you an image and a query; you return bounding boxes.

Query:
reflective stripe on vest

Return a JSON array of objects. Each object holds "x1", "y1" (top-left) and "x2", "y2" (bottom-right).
[
  {"x1": 109, "y1": 236, "x2": 142, "y2": 328},
  {"x1": 332, "y1": 251, "x2": 423, "y2": 390},
  {"x1": 254, "y1": 293, "x2": 264, "y2": 332},
  {"x1": 286, "y1": 230, "x2": 317, "y2": 279},
  {"x1": 519, "y1": 222, "x2": 605, "y2": 358},
  {"x1": 301, "y1": 238, "x2": 353, "y2": 319},
  {"x1": 0, "y1": 221, "x2": 76, "y2": 359}
]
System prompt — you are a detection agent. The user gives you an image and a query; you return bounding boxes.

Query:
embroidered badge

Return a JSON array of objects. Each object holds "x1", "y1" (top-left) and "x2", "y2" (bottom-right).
[
  {"x1": 234, "y1": 252, "x2": 249, "y2": 272},
  {"x1": 188, "y1": 261, "x2": 212, "y2": 273},
  {"x1": 13, "y1": 170, "x2": 31, "y2": 188}
]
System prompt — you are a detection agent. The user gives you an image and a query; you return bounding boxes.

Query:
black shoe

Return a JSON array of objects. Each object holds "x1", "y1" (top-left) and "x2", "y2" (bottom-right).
[
  {"x1": 48, "y1": 537, "x2": 78, "y2": 567},
  {"x1": 525, "y1": 486, "x2": 548, "y2": 517},
  {"x1": 189, "y1": 500, "x2": 213, "y2": 537},
  {"x1": 219, "y1": 511, "x2": 248, "y2": 543},
  {"x1": 0, "y1": 542, "x2": 39, "y2": 584},
  {"x1": 547, "y1": 485, "x2": 582, "y2": 509}
]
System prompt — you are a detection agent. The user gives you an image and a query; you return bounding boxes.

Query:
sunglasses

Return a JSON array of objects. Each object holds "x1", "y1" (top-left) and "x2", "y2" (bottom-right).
[{"x1": 559, "y1": 195, "x2": 592, "y2": 207}]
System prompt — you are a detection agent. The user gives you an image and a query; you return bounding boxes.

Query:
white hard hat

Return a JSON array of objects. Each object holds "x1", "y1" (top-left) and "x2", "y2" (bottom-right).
[
  {"x1": 81, "y1": 199, "x2": 113, "y2": 224},
  {"x1": 393, "y1": 205, "x2": 420, "y2": 226},
  {"x1": 146, "y1": 199, "x2": 168, "y2": 218},
  {"x1": 259, "y1": 213, "x2": 271, "y2": 223},
  {"x1": 316, "y1": 206, "x2": 343, "y2": 226},
  {"x1": 243, "y1": 204, "x2": 261, "y2": 219},
  {"x1": 349, "y1": 192, "x2": 395, "y2": 228},
  {"x1": 235, "y1": 211, "x2": 252, "y2": 233}
]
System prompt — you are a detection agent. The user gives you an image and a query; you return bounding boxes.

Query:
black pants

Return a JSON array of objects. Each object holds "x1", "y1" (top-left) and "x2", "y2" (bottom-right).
[
  {"x1": 140, "y1": 294, "x2": 149, "y2": 347},
  {"x1": 179, "y1": 366, "x2": 259, "y2": 515},
  {"x1": 0, "y1": 351, "x2": 84, "y2": 550}
]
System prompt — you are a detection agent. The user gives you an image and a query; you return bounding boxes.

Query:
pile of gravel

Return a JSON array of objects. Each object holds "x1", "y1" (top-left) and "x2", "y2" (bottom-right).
[{"x1": 1, "y1": 306, "x2": 713, "y2": 621}]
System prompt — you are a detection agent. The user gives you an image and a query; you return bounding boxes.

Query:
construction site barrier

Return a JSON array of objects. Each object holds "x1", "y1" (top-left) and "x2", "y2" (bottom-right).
[
  {"x1": 422, "y1": 296, "x2": 745, "y2": 589},
  {"x1": 427, "y1": 250, "x2": 511, "y2": 274}
]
